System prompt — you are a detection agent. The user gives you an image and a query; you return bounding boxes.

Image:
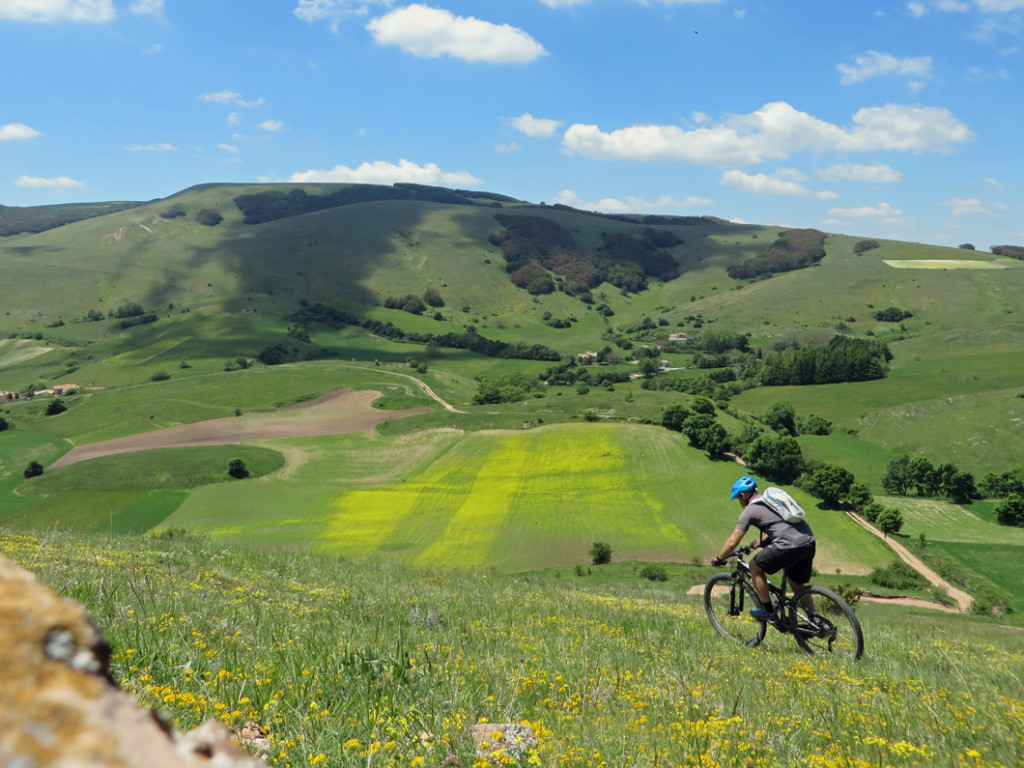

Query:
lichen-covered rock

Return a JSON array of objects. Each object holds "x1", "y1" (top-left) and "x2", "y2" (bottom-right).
[{"x1": 0, "y1": 555, "x2": 263, "y2": 767}]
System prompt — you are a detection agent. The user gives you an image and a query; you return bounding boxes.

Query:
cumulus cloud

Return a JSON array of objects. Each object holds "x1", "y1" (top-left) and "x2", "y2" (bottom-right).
[
  {"x1": 941, "y1": 197, "x2": 1008, "y2": 216},
  {"x1": 818, "y1": 162, "x2": 902, "y2": 183},
  {"x1": 14, "y1": 175, "x2": 85, "y2": 190},
  {"x1": 366, "y1": 4, "x2": 547, "y2": 64},
  {"x1": 0, "y1": 0, "x2": 114, "y2": 22},
  {"x1": 975, "y1": 0, "x2": 1024, "y2": 11},
  {"x1": 218, "y1": 143, "x2": 239, "y2": 153},
  {"x1": 289, "y1": 158, "x2": 481, "y2": 186},
  {"x1": 126, "y1": 142, "x2": 177, "y2": 152},
  {"x1": 553, "y1": 189, "x2": 712, "y2": 213},
  {"x1": 562, "y1": 101, "x2": 972, "y2": 166},
  {"x1": 838, "y1": 51, "x2": 932, "y2": 85},
  {"x1": 0, "y1": 123, "x2": 41, "y2": 141},
  {"x1": 199, "y1": 91, "x2": 266, "y2": 108},
  {"x1": 827, "y1": 202, "x2": 903, "y2": 218},
  {"x1": 511, "y1": 113, "x2": 563, "y2": 138},
  {"x1": 721, "y1": 169, "x2": 835, "y2": 199},
  {"x1": 259, "y1": 120, "x2": 285, "y2": 132}
]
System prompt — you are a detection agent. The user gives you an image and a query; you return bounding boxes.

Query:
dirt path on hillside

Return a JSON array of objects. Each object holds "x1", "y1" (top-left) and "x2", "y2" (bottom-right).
[
  {"x1": 845, "y1": 511, "x2": 973, "y2": 612},
  {"x1": 50, "y1": 389, "x2": 430, "y2": 469}
]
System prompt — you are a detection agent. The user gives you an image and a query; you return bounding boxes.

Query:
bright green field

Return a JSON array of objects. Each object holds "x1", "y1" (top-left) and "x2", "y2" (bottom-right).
[{"x1": 156, "y1": 422, "x2": 894, "y2": 574}]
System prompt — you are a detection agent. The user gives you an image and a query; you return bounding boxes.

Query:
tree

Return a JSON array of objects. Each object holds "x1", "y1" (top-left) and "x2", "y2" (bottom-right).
[
  {"x1": 690, "y1": 395, "x2": 715, "y2": 415},
  {"x1": 945, "y1": 470, "x2": 977, "y2": 504},
  {"x1": 908, "y1": 457, "x2": 938, "y2": 496},
  {"x1": 996, "y1": 495, "x2": 1024, "y2": 527},
  {"x1": 660, "y1": 404, "x2": 691, "y2": 432},
  {"x1": 423, "y1": 288, "x2": 445, "y2": 307},
  {"x1": 875, "y1": 507, "x2": 904, "y2": 537},
  {"x1": 846, "y1": 482, "x2": 873, "y2": 511},
  {"x1": 228, "y1": 459, "x2": 250, "y2": 479},
  {"x1": 801, "y1": 464, "x2": 855, "y2": 507},
  {"x1": 24, "y1": 460, "x2": 43, "y2": 478},
  {"x1": 45, "y1": 398, "x2": 67, "y2": 416},
  {"x1": 681, "y1": 414, "x2": 727, "y2": 456},
  {"x1": 590, "y1": 541, "x2": 612, "y2": 565},
  {"x1": 744, "y1": 434, "x2": 805, "y2": 484},
  {"x1": 881, "y1": 455, "x2": 912, "y2": 496},
  {"x1": 0, "y1": 416, "x2": 9, "y2": 432},
  {"x1": 761, "y1": 401, "x2": 797, "y2": 435},
  {"x1": 797, "y1": 413, "x2": 832, "y2": 436}
]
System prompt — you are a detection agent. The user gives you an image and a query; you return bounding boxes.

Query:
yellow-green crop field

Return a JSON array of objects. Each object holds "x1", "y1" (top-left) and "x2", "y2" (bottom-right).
[
  {"x1": 157, "y1": 424, "x2": 894, "y2": 575},
  {"x1": 4, "y1": 530, "x2": 1022, "y2": 768}
]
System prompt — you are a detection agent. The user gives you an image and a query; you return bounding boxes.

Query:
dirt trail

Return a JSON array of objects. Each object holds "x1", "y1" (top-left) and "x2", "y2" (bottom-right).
[
  {"x1": 845, "y1": 511, "x2": 973, "y2": 612},
  {"x1": 51, "y1": 389, "x2": 430, "y2": 469}
]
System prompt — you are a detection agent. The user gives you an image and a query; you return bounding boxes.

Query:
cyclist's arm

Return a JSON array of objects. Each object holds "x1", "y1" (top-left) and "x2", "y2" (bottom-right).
[{"x1": 713, "y1": 528, "x2": 746, "y2": 563}]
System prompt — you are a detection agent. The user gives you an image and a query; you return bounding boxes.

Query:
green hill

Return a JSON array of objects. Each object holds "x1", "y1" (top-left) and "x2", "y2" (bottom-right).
[{"x1": 2, "y1": 182, "x2": 1024, "y2": 613}]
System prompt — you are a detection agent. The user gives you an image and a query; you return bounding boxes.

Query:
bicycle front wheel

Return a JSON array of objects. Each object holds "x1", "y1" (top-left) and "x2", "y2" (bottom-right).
[
  {"x1": 790, "y1": 585, "x2": 864, "y2": 660},
  {"x1": 704, "y1": 572, "x2": 767, "y2": 648}
]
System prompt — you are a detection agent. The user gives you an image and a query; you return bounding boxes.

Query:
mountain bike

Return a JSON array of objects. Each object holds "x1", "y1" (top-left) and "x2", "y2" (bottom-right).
[{"x1": 703, "y1": 542, "x2": 864, "y2": 660}]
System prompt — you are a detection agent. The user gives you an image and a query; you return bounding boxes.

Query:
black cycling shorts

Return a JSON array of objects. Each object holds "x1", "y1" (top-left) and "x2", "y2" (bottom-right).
[{"x1": 753, "y1": 541, "x2": 816, "y2": 584}]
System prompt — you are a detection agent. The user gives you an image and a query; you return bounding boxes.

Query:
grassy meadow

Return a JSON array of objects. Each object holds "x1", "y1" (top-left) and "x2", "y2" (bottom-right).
[{"x1": 4, "y1": 529, "x2": 1023, "y2": 768}]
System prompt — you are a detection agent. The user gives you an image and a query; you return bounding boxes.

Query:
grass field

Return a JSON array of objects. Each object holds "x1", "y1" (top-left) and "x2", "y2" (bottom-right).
[{"x1": 5, "y1": 530, "x2": 1022, "y2": 768}]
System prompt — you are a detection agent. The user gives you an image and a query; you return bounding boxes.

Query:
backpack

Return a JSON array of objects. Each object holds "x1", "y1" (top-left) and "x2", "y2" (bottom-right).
[{"x1": 758, "y1": 487, "x2": 806, "y2": 523}]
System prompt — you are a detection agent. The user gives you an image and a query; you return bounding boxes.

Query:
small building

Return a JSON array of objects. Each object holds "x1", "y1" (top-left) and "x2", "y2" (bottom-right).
[{"x1": 668, "y1": 332, "x2": 693, "y2": 343}]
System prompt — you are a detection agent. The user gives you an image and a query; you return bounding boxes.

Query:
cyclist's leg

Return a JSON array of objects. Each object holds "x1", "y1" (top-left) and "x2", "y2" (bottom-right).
[
  {"x1": 748, "y1": 558, "x2": 772, "y2": 606},
  {"x1": 783, "y1": 544, "x2": 816, "y2": 610}
]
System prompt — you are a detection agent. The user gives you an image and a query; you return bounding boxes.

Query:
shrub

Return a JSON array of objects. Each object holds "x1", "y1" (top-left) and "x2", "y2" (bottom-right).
[
  {"x1": 854, "y1": 239, "x2": 881, "y2": 254},
  {"x1": 45, "y1": 399, "x2": 67, "y2": 416},
  {"x1": 590, "y1": 541, "x2": 612, "y2": 565},
  {"x1": 150, "y1": 371, "x2": 171, "y2": 382},
  {"x1": 639, "y1": 565, "x2": 668, "y2": 582},
  {"x1": 873, "y1": 307, "x2": 913, "y2": 322},
  {"x1": 833, "y1": 582, "x2": 862, "y2": 607},
  {"x1": 0, "y1": 416, "x2": 9, "y2": 432},
  {"x1": 24, "y1": 460, "x2": 43, "y2": 478},
  {"x1": 228, "y1": 459, "x2": 250, "y2": 479},
  {"x1": 869, "y1": 561, "x2": 927, "y2": 590},
  {"x1": 196, "y1": 209, "x2": 223, "y2": 226}
]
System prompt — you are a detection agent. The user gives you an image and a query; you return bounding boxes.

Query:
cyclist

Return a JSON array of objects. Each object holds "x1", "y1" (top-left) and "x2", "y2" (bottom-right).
[{"x1": 710, "y1": 475, "x2": 816, "y2": 623}]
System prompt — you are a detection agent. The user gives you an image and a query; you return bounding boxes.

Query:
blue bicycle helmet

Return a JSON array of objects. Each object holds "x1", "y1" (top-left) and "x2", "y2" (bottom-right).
[{"x1": 730, "y1": 475, "x2": 758, "y2": 499}]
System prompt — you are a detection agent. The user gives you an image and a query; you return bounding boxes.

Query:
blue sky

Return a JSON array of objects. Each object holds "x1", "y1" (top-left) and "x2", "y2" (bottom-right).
[{"x1": 1, "y1": 0, "x2": 1022, "y2": 249}]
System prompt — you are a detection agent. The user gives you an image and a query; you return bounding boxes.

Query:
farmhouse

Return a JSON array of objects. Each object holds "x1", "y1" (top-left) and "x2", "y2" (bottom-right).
[{"x1": 668, "y1": 332, "x2": 692, "y2": 343}]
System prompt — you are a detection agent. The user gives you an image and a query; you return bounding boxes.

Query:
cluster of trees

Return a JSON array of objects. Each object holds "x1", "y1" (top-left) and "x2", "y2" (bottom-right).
[
  {"x1": 758, "y1": 335, "x2": 891, "y2": 386},
  {"x1": 978, "y1": 468, "x2": 1024, "y2": 527},
  {"x1": 383, "y1": 290, "x2": 445, "y2": 315},
  {"x1": 0, "y1": 201, "x2": 140, "y2": 236},
  {"x1": 991, "y1": 245, "x2": 1024, "y2": 260},
  {"x1": 234, "y1": 184, "x2": 480, "y2": 225},
  {"x1": 472, "y1": 372, "x2": 545, "y2": 405},
  {"x1": 881, "y1": 455, "x2": 977, "y2": 504},
  {"x1": 726, "y1": 228, "x2": 827, "y2": 280},
  {"x1": 276, "y1": 302, "x2": 560, "y2": 366},
  {"x1": 873, "y1": 307, "x2": 913, "y2": 322},
  {"x1": 854, "y1": 239, "x2": 881, "y2": 253},
  {"x1": 490, "y1": 214, "x2": 681, "y2": 300}
]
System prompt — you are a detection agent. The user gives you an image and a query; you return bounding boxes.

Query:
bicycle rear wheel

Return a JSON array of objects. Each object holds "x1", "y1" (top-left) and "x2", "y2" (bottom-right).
[
  {"x1": 704, "y1": 573, "x2": 767, "y2": 648},
  {"x1": 790, "y1": 585, "x2": 864, "y2": 660}
]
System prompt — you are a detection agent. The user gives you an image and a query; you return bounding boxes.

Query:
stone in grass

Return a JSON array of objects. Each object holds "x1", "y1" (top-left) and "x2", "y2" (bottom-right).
[{"x1": 470, "y1": 723, "x2": 540, "y2": 760}]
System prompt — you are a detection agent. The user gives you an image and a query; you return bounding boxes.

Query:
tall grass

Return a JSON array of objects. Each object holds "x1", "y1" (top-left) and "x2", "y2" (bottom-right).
[{"x1": 4, "y1": 530, "x2": 1022, "y2": 768}]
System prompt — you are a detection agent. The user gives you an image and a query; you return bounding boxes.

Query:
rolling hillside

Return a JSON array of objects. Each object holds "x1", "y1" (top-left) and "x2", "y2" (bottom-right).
[{"x1": 2, "y1": 182, "x2": 1023, "y2": 614}]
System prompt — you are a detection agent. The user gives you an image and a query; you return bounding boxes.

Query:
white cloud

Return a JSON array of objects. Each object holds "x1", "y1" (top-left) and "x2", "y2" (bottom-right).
[
  {"x1": 936, "y1": 0, "x2": 970, "y2": 10},
  {"x1": 721, "y1": 169, "x2": 814, "y2": 197},
  {"x1": 562, "y1": 102, "x2": 973, "y2": 166},
  {"x1": 975, "y1": 0, "x2": 1024, "y2": 11},
  {"x1": 259, "y1": 120, "x2": 285, "y2": 132},
  {"x1": 294, "y1": 0, "x2": 392, "y2": 24},
  {"x1": 984, "y1": 176, "x2": 1004, "y2": 189},
  {"x1": 366, "y1": 4, "x2": 547, "y2": 64},
  {"x1": 494, "y1": 142, "x2": 519, "y2": 153},
  {"x1": 538, "y1": 0, "x2": 590, "y2": 6},
  {"x1": 941, "y1": 197, "x2": 1008, "y2": 216},
  {"x1": 553, "y1": 189, "x2": 713, "y2": 212},
  {"x1": 827, "y1": 202, "x2": 903, "y2": 218},
  {"x1": 14, "y1": 175, "x2": 85, "y2": 190},
  {"x1": 126, "y1": 142, "x2": 177, "y2": 152},
  {"x1": 818, "y1": 162, "x2": 902, "y2": 183},
  {"x1": 130, "y1": 0, "x2": 163, "y2": 18},
  {"x1": 510, "y1": 113, "x2": 563, "y2": 138},
  {"x1": 907, "y1": 1, "x2": 928, "y2": 17},
  {"x1": 0, "y1": 0, "x2": 114, "y2": 22},
  {"x1": 540, "y1": 0, "x2": 726, "y2": 5},
  {"x1": 289, "y1": 159, "x2": 481, "y2": 186},
  {"x1": 0, "y1": 123, "x2": 41, "y2": 141},
  {"x1": 218, "y1": 143, "x2": 239, "y2": 153},
  {"x1": 838, "y1": 51, "x2": 932, "y2": 85},
  {"x1": 199, "y1": 91, "x2": 266, "y2": 108}
]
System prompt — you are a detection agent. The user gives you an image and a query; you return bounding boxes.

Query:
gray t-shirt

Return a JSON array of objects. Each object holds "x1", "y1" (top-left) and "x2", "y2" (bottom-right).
[{"x1": 736, "y1": 495, "x2": 815, "y2": 550}]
